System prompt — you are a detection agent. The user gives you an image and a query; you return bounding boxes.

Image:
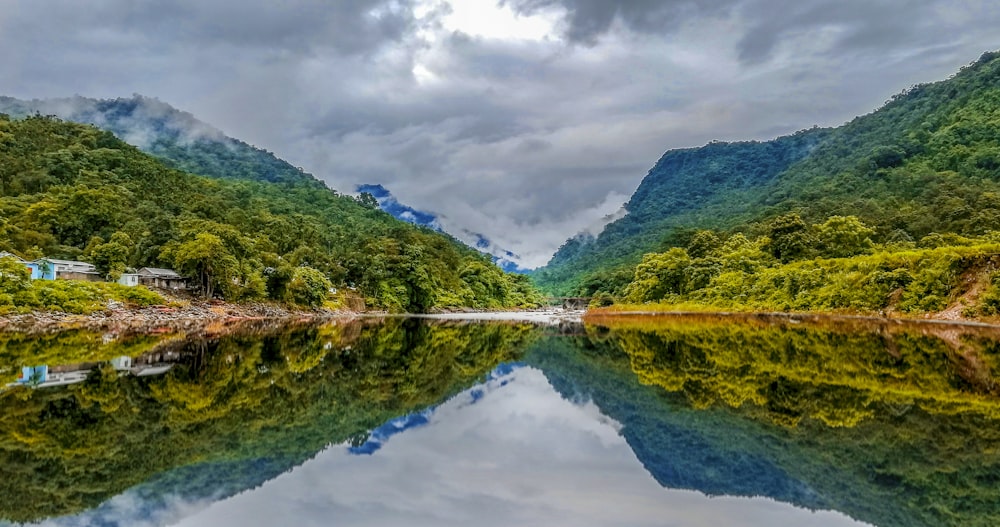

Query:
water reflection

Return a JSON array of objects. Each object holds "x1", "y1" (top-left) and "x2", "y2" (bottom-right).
[
  {"x1": 0, "y1": 319, "x2": 538, "y2": 525},
  {"x1": 1, "y1": 315, "x2": 999, "y2": 526}
]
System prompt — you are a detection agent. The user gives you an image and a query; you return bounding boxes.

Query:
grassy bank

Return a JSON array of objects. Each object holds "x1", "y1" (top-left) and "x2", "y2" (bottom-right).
[{"x1": 602, "y1": 240, "x2": 1000, "y2": 321}]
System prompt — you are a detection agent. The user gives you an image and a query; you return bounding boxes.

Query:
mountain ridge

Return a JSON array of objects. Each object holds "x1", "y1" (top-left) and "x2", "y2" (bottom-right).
[{"x1": 534, "y1": 50, "x2": 1000, "y2": 297}]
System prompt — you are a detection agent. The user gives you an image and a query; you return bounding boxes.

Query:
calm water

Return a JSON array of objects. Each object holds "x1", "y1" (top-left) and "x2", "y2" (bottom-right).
[{"x1": 2, "y1": 315, "x2": 1000, "y2": 527}]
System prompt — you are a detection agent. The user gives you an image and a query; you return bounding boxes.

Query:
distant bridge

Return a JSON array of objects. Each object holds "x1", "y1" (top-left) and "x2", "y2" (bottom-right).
[{"x1": 543, "y1": 297, "x2": 592, "y2": 310}]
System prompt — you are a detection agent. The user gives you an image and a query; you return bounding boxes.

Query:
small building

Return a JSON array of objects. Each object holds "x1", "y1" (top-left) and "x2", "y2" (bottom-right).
[
  {"x1": 137, "y1": 267, "x2": 187, "y2": 289},
  {"x1": 118, "y1": 273, "x2": 141, "y2": 287},
  {"x1": 38, "y1": 258, "x2": 102, "y2": 281}
]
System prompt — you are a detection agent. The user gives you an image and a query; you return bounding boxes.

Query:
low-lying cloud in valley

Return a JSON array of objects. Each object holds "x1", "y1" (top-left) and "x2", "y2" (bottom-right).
[{"x1": 2, "y1": 0, "x2": 999, "y2": 267}]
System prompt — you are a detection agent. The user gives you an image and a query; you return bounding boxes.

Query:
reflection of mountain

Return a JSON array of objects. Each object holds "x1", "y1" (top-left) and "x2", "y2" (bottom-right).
[
  {"x1": 526, "y1": 336, "x2": 825, "y2": 507},
  {"x1": 0, "y1": 319, "x2": 541, "y2": 525},
  {"x1": 526, "y1": 320, "x2": 1000, "y2": 527},
  {"x1": 347, "y1": 361, "x2": 524, "y2": 455},
  {"x1": 357, "y1": 184, "x2": 529, "y2": 273}
]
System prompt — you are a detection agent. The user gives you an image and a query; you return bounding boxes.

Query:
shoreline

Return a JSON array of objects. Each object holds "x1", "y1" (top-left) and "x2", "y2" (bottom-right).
[
  {"x1": 7, "y1": 301, "x2": 1000, "y2": 336},
  {"x1": 583, "y1": 308, "x2": 1000, "y2": 334},
  {"x1": 0, "y1": 301, "x2": 355, "y2": 334}
]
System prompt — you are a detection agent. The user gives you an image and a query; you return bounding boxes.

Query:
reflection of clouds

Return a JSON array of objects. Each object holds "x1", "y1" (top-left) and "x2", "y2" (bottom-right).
[
  {"x1": 27, "y1": 491, "x2": 216, "y2": 527},
  {"x1": 165, "y1": 367, "x2": 868, "y2": 527}
]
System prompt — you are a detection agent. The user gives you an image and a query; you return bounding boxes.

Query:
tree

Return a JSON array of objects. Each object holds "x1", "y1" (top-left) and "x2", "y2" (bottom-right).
[
  {"x1": 625, "y1": 248, "x2": 692, "y2": 302},
  {"x1": 813, "y1": 216, "x2": 875, "y2": 258},
  {"x1": 356, "y1": 192, "x2": 379, "y2": 209},
  {"x1": 163, "y1": 232, "x2": 237, "y2": 298},
  {"x1": 687, "y1": 230, "x2": 722, "y2": 259},
  {"x1": 767, "y1": 213, "x2": 813, "y2": 263},
  {"x1": 0, "y1": 256, "x2": 30, "y2": 294},
  {"x1": 286, "y1": 266, "x2": 332, "y2": 307},
  {"x1": 90, "y1": 232, "x2": 133, "y2": 280}
]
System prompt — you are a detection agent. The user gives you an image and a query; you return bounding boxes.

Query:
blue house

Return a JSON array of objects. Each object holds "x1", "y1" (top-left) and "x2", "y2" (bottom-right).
[{"x1": 28, "y1": 259, "x2": 55, "y2": 280}]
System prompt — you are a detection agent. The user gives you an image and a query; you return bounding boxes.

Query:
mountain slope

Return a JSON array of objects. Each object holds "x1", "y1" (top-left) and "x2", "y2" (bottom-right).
[
  {"x1": 0, "y1": 95, "x2": 321, "y2": 187},
  {"x1": 535, "y1": 129, "x2": 829, "y2": 294},
  {"x1": 0, "y1": 114, "x2": 538, "y2": 311},
  {"x1": 357, "y1": 183, "x2": 530, "y2": 273},
  {"x1": 535, "y1": 51, "x2": 1000, "y2": 296}
]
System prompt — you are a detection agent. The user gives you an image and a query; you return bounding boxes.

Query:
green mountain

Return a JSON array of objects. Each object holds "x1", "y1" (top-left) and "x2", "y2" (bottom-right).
[
  {"x1": 0, "y1": 94, "x2": 319, "y2": 187},
  {"x1": 535, "y1": 51, "x2": 1000, "y2": 297},
  {"x1": 0, "y1": 114, "x2": 538, "y2": 312}
]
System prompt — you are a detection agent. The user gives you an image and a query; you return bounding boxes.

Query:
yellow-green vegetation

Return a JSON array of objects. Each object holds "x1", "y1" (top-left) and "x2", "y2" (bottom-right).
[
  {"x1": 537, "y1": 51, "x2": 1000, "y2": 302},
  {"x1": 0, "y1": 330, "x2": 173, "y2": 384},
  {"x1": 589, "y1": 316, "x2": 1000, "y2": 427},
  {"x1": 0, "y1": 319, "x2": 541, "y2": 523},
  {"x1": 0, "y1": 114, "x2": 540, "y2": 312},
  {"x1": 531, "y1": 318, "x2": 1000, "y2": 527},
  {"x1": 611, "y1": 216, "x2": 1000, "y2": 316},
  {"x1": 0, "y1": 256, "x2": 163, "y2": 313}
]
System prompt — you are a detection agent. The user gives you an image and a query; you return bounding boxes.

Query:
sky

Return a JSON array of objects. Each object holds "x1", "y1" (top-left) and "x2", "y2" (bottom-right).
[
  {"x1": 34, "y1": 366, "x2": 870, "y2": 527},
  {"x1": 2, "y1": 1, "x2": 999, "y2": 267}
]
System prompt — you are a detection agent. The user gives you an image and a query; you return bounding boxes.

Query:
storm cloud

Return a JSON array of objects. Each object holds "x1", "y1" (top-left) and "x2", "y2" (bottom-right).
[{"x1": 2, "y1": 0, "x2": 999, "y2": 267}]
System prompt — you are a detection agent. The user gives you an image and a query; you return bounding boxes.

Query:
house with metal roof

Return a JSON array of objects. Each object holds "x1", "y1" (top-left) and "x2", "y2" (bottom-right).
[
  {"x1": 36, "y1": 258, "x2": 102, "y2": 281},
  {"x1": 136, "y1": 267, "x2": 187, "y2": 289}
]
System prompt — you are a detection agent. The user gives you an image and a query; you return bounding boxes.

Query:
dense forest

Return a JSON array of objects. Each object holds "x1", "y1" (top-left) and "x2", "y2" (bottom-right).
[
  {"x1": 0, "y1": 94, "x2": 321, "y2": 187},
  {"x1": 0, "y1": 114, "x2": 539, "y2": 312},
  {"x1": 535, "y1": 51, "x2": 1000, "y2": 313}
]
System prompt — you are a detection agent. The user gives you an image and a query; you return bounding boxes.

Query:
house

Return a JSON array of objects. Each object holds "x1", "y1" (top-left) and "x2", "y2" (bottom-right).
[
  {"x1": 37, "y1": 258, "x2": 102, "y2": 281},
  {"x1": 118, "y1": 273, "x2": 141, "y2": 287},
  {"x1": 137, "y1": 267, "x2": 187, "y2": 289}
]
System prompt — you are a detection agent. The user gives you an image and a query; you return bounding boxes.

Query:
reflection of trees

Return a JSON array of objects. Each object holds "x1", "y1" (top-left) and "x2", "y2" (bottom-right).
[
  {"x1": 595, "y1": 316, "x2": 1000, "y2": 427},
  {"x1": 0, "y1": 319, "x2": 541, "y2": 523},
  {"x1": 532, "y1": 319, "x2": 1000, "y2": 527}
]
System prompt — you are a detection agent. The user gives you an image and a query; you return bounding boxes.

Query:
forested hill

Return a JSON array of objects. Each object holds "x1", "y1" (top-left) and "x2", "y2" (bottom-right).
[
  {"x1": 0, "y1": 115, "x2": 539, "y2": 312},
  {"x1": 0, "y1": 95, "x2": 320, "y2": 187},
  {"x1": 535, "y1": 129, "x2": 829, "y2": 294},
  {"x1": 535, "y1": 50, "x2": 1000, "y2": 296}
]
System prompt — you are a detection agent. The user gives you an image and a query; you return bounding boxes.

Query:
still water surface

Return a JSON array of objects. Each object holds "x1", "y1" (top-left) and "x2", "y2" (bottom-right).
[{"x1": 2, "y1": 315, "x2": 999, "y2": 526}]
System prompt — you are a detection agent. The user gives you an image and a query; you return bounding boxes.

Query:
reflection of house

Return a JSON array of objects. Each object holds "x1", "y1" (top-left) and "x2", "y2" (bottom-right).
[
  {"x1": 39, "y1": 258, "x2": 102, "y2": 281},
  {"x1": 7, "y1": 355, "x2": 176, "y2": 390},
  {"x1": 137, "y1": 267, "x2": 187, "y2": 289}
]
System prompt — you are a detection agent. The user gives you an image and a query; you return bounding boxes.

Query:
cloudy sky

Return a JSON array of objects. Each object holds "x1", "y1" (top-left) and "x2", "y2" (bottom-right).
[{"x1": 2, "y1": 1, "x2": 999, "y2": 267}]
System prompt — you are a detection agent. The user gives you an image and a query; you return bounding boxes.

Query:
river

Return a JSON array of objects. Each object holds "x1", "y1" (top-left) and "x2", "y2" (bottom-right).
[{"x1": 1, "y1": 314, "x2": 998, "y2": 526}]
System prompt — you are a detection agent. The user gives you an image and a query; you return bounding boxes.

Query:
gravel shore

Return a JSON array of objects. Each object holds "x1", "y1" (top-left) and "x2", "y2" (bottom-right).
[{"x1": 0, "y1": 301, "x2": 352, "y2": 334}]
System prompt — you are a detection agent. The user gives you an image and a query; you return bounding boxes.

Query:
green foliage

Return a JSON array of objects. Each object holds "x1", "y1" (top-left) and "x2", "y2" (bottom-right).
[
  {"x1": 618, "y1": 219, "x2": 1000, "y2": 315},
  {"x1": 766, "y1": 213, "x2": 813, "y2": 262},
  {"x1": 89, "y1": 231, "x2": 132, "y2": 280},
  {"x1": 536, "y1": 51, "x2": 1000, "y2": 297},
  {"x1": 0, "y1": 256, "x2": 30, "y2": 294},
  {"x1": 0, "y1": 279, "x2": 162, "y2": 314},
  {"x1": 285, "y1": 266, "x2": 332, "y2": 307},
  {"x1": 813, "y1": 215, "x2": 875, "y2": 258},
  {"x1": 0, "y1": 115, "x2": 538, "y2": 311}
]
